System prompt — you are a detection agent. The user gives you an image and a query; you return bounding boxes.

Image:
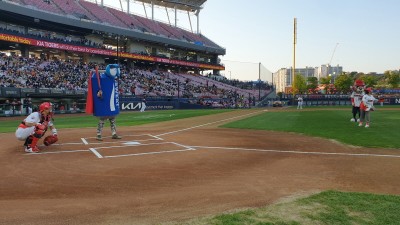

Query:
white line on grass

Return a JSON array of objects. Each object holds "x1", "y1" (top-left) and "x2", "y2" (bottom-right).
[
  {"x1": 189, "y1": 146, "x2": 400, "y2": 159},
  {"x1": 156, "y1": 111, "x2": 260, "y2": 137}
]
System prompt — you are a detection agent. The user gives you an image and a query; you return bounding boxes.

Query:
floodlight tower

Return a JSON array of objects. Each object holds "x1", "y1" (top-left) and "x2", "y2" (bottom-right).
[{"x1": 329, "y1": 43, "x2": 339, "y2": 65}]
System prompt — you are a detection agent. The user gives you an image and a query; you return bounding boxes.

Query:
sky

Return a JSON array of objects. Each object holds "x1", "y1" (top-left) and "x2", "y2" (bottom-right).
[{"x1": 101, "y1": 0, "x2": 400, "y2": 81}]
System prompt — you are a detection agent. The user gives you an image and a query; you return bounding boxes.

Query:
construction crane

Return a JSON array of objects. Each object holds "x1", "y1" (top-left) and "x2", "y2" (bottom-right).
[{"x1": 329, "y1": 43, "x2": 339, "y2": 65}]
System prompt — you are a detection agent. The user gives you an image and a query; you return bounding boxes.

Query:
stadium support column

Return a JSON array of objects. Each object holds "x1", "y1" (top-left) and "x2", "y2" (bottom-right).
[
  {"x1": 258, "y1": 62, "x2": 261, "y2": 100},
  {"x1": 116, "y1": 35, "x2": 120, "y2": 65},
  {"x1": 174, "y1": 6, "x2": 177, "y2": 27},
  {"x1": 177, "y1": 80, "x2": 180, "y2": 98},
  {"x1": 196, "y1": 10, "x2": 200, "y2": 34},
  {"x1": 20, "y1": 45, "x2": 29, "y2": 58},
  {"x1": 151, "y1": 1, "x2": 154, "y2": 21}
]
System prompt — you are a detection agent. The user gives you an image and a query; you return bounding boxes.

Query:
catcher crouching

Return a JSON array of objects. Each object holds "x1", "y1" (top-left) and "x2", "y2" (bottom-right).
[{"x1": 15, "y1": 102, "x2": 58, "y2": 153}]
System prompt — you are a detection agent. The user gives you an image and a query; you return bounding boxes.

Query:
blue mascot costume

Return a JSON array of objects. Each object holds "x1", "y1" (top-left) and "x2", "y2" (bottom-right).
[{"x1": 86, "y1": 64, "x2": 122, "y2": 141}]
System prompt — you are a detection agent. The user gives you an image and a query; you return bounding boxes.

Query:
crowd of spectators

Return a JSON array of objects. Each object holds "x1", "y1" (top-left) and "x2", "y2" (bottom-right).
[
  {"x1": 0, "y1": 24, "x2": 223, "y2": 66},
  {"x1": 1, "y1": 54, "x2": 269, "y2": 107}
]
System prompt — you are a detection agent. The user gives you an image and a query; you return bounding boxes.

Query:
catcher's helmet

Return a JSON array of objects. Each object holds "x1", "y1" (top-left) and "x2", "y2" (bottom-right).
[{"x1": 39, "y1": 102, "x2": 51, "y2": 112}]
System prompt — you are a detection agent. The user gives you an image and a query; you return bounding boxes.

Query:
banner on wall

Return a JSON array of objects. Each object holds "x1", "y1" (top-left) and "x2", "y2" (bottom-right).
[{"x1": 0, "y1": 33, "x2": 225, "y2": 70}]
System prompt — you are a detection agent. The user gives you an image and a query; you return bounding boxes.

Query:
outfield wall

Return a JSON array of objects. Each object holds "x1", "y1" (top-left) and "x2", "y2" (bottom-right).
[{"x1": 1, "y1": 87, "x2": 400, "y2": 117}]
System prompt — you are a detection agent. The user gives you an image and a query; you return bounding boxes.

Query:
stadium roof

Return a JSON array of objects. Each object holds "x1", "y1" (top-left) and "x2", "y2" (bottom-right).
[{"x1": 133, "y1": 0, "x2": 206, "y2": 12}]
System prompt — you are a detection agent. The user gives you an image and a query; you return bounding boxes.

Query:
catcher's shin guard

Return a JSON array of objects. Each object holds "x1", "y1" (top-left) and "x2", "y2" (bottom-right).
[
  {"x1": 25, "y1": 134, "x2": 40, "y2": 150},
  {"x1": 25, "y1": 124, "x2": 45, "y2": 149},
  {"x1": 30, "y1": 135, "x2": 40, "y2": 148},
  {"x1": 24, "y1": 135, "x2": 33, "y2": 146}
]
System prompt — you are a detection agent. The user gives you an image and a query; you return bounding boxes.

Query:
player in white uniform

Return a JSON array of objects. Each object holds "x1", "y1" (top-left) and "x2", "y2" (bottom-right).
[
  {"x1": 15, "y1": 102, "x2": 57, "y2": 153},
  {"x1": 297, "y1": 96, "x2": 303, "y2": 109},
  {"x1": 140, "y1": 98, "x2": 147, "y2": 112},
  {"x1": 359, "y1": 88, "x2": 376, "y2": 128}
]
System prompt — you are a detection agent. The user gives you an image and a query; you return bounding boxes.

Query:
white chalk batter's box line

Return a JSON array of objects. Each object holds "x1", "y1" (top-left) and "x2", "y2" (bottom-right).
[
  {"x1": 89, "y1": 142, "x2": 196, "y2": 159},
  {"x1": 81, "y1": 134, "x2": 162, "y2": 145},
  {"x1": 25, "y1": 141, "x2": 195, "y2": 158}
]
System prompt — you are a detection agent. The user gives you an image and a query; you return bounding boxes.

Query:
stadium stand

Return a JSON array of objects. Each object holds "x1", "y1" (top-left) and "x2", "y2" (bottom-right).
[
  {"x1": 51, "y1": 0, "x2": 97, "y2": 20},
  {"x1": 21, "y1": 0, "x2": 64, "y2": 15},
  {"x1": 107, "y1": 7, "x2": 147, "y2": 31},
  {"x1": 78, "y1": 0, "x2": 129, "y2": 28},
  {"x1": 0, "y1": 0, "x2": 274, "y2": 116}
]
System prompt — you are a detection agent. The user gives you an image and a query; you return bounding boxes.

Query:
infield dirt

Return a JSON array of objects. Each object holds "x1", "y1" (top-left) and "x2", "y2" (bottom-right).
[{"x1": 1, "y1": 108, "x2": 399, "y2": 225}]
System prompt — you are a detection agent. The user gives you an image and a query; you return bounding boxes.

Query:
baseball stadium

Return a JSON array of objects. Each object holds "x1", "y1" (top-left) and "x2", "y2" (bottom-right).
[{"x1": 1, "y1": 0, "x2": 400, "y2": 225}]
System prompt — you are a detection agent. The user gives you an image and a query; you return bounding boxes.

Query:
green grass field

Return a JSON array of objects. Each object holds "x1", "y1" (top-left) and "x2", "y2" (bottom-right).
[
  {"x1": 222, "y1": 108, "x2": 400, "y2": 149},
  {"x1": 0, "y1": 109, "x2": 232, "y2": 133},
  {"x1": 187, "y1": 190, "x2": 400, "y2": 225}
]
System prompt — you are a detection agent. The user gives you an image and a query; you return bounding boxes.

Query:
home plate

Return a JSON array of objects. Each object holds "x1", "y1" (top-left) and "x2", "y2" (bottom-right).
[{"x1": 123, "y1": 141, "x2": 141, "y2": 145}]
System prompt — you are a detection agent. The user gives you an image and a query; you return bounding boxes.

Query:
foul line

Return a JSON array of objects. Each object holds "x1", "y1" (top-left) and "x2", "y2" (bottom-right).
[
  {"x1": 155, "y1": 111, "x2": 261, "y2": 137},
  {"x1": 189, "y1": 146, "x2": 400, "y2": 159}
]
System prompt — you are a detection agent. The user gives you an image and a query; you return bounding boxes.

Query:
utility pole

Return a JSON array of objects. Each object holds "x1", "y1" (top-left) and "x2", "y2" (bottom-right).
[{"x1": 292, "y1": 18, "x2": 297, "y2": 105}]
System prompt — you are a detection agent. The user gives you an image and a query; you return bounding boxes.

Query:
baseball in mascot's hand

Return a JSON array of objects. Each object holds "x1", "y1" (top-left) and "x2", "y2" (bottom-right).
[{"x1": 97, "y1": 90, "x2": 103, "y2": 98}]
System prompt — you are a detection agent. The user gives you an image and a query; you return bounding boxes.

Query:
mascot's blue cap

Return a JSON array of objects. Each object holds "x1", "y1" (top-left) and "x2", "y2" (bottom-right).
[{"x1": 105, "y1": 64, "x2": 120, "y2": 79}]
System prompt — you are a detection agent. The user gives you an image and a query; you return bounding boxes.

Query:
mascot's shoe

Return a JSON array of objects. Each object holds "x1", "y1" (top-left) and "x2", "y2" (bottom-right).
[
  {"x1": 350, "y1": 118, "x2": 355, "y2": 122},
  {"x1": 96, "y1": 135, "x2": 103, "y2": 141},
  {"x1": 112, "y1": 134, "x2": 122, "y2": 139},
  {"x1": 25, "y1": 145, "x2": 40, "y2": 153}
]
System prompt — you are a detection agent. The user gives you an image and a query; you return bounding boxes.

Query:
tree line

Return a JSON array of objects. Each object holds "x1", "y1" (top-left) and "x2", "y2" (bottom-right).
[{"x1": 292, "y1": 70, "x2": 400, "y2": 94}]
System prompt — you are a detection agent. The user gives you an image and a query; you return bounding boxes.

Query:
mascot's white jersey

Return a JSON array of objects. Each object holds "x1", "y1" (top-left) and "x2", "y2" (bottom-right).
[{"x1": 351, "y1": 92, "x2": 363, "y2": 107}]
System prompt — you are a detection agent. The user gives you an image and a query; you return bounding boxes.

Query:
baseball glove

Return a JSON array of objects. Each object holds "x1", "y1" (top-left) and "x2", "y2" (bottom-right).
[{"x1": 44, "y1": 135, "x2": 58, "y2": 146}]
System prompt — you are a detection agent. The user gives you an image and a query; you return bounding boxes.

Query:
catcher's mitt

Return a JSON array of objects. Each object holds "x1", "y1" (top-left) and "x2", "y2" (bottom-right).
[{"x1": 44, "y1": 135, "x2": 58, "y2": 146}]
